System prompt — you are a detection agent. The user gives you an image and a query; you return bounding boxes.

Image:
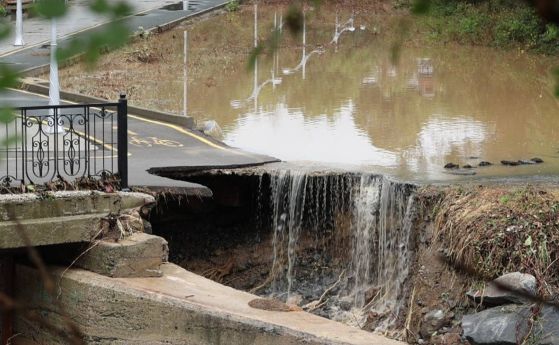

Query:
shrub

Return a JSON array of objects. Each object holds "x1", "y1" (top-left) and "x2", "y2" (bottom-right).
[
  {"x1": 494, "y1": 8, "x2": 542, "y2": 47},
  {"x1": 542, "y1": 23, "x2": 559, "y2": 43},
  {"x1": 225, "y1": 0, "x2": 240, "y2": 12}
]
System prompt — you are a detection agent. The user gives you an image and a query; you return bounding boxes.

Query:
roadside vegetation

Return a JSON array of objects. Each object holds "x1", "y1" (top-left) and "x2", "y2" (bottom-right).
[
  {"x1": 429, "y1": 185, "x2": 559, "y2": 296},
  {"x1": 408, "y1": 0, "x2": 559, "y2": 54}
]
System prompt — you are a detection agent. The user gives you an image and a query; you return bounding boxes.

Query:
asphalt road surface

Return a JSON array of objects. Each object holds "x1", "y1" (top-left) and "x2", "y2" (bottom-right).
[{"x1": 0, "y1": 88, "x2": 278, "y2": 190}]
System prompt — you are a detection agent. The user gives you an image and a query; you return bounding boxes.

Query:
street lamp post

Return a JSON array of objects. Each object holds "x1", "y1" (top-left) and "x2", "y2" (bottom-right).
[
  {"x1": 14, "y1": 0, "x2": 24, "y2": 46},
  {"x1": 48, "y1": 18, "x2": 63, "y2": 134},
  {"x1": 183, "y1": 31, "x2": 188, "y2": 118}
]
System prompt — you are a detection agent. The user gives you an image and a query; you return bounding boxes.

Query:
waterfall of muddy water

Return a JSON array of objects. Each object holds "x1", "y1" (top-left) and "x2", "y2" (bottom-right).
[{"x1": 263, "y1": 169, "x2": 416, "y2": 330}]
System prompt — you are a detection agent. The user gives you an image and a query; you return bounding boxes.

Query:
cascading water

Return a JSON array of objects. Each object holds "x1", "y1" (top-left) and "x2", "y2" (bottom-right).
[{"x1": 261, "y1": 168, "x2": 416, "y2": 330}]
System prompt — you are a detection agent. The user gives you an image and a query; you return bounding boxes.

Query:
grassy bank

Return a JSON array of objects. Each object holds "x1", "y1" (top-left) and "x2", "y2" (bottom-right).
[
  {"x1": 409, "y1": 0, "x2": 559, "y2": 54},
  {"x1": 404, "y1": 184, "x2": 559, "y2": 343}
]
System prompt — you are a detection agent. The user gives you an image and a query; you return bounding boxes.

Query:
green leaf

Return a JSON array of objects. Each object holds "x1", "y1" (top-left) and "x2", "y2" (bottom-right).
[
  {"x1": 0, "y1": 65, "x2": 20, "y2": 90},
  {"x1": 90, "y1": 0, "x2": 110, "y2": 14},
  {"x1": 112, "y1": 2, "x2": 133, "y2": 18},
  {"x1": 57, "y1": 23, "x2": 130, "y2": 67},
  {"x1": 0, "y1": 20, "x2": 11, "y2": 40},
  {"x1": 0, "y1": 108, "x2": 15, "y2": 124},
  {"x1": 524, "y1": 235, "x2": 533, "y2": 247},
  {"x1": 285, "y1": 5, "x2": 303, "y2": 36},
  {"x1": 34, "y1": 0, "x2": 68, "y2": 18},
  {"x1": 247, "y1": 45, "x2": 263, "y2": 71}
]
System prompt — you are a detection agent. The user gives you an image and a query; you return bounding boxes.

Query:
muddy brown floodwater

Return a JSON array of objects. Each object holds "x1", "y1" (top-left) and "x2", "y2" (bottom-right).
[{"x1": 53, "y1": 3, "x2": 559, "y2": 182}]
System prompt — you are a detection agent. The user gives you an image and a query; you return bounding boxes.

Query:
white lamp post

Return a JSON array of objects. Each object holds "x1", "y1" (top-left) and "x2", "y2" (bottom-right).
[
  {"x1": 14, "y1": 0, "x2": 24, "y2": 46},
  {"x1": 48, "y1": 18, "x2": 64, "y2": 134},
  {"x1": 183, "y1": 0, "x2": 189, "y2": 11},
  {"x1": 183, "y1": 31, "x2": 188, "y2": 118},
  {"x1": 331, "y1": 13, "x2": 355, "y2": 45}
]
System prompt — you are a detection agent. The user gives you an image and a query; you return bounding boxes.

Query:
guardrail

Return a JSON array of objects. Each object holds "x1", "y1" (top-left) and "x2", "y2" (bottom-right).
[{"x1": 0, "y1": 94, "x2": 128, "y2": 189}]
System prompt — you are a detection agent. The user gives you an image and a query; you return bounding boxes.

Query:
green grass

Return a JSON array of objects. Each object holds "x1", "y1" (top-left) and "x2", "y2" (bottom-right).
[
  {"x1": 416, "y1": 0, "x2": 559, "y2": 54},
  {"x1": 225, "y1": 0, "x2": 240, "y2": 12}
]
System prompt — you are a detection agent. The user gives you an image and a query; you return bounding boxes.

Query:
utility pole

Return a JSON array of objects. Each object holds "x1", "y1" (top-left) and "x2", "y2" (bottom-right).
[
  {"x1": 183, "y1": 31, "x2": 188, "y2": 118},
  {"x1": 48, "y1": 18, "x2": 63, "y2": 134},
  {"x1": 302, "y1": 12, "x2": 306, "y2": 79},
  {"x1": 14, "y1": 0, "x2": 24, "y2": 46},
  {"x1": 253, "y1": 3, "x2": 258, "y2": 112}
]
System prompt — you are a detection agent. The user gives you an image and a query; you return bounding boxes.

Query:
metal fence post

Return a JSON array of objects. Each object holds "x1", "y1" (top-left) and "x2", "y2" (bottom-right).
[{"x1": 117, "y1": 93, "x2": 128, "y2": 189}]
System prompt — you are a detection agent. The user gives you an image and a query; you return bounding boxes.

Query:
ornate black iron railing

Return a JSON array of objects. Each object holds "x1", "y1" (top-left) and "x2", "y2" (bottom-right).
[{"x1": 0, "y1": 94, "x2": 128, "y2": 189}]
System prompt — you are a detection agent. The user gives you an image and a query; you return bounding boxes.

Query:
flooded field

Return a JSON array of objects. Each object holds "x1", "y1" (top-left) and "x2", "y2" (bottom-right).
[{"x1": 54, "y1": 4, "x2": 559, "y2": 182}]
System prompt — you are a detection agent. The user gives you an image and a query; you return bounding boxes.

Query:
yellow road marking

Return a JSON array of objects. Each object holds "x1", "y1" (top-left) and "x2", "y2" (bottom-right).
[
  {"x1": 8, "y1": 88, "x2": 254, "y2": 157},
  {"x1": 127, "y1": 114, "x2": 236, "y2": 152}
]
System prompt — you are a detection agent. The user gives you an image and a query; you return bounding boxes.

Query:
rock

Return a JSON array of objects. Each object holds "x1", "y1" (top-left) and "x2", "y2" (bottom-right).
[
  {"x1": 444, "y1": 163, "x2": 459, "y2": 169},
  {"x1": 420, "y1": 309, "x2": 449, "y2": 339},
  {"x1": 501, "y1": 160, "x2": 520, "y2": 166},
  {"x1": 467, "y1": 272, "x2": 536, "y2": 306},
  {"x1": 200, "y1": 120, "x2": 223, "y2": 140},
  {"x1": 462, "y1": 304, "x2": 559, "y2": 345},
  {"x1": 531, "y1": 157, "x2": 544, "y2": 163},
  {"x1": 462, "y1": 164, "x2": 474, "y2": 169},
  {"x1": 432, "y1": 333, "x2": 463, "y2": 345},
  {"x1": 338, "y1": 296, "x2": 353, "y2": 311},
  {"x1": 478, "y1": 161, "x2": 492, "y2": 167}
]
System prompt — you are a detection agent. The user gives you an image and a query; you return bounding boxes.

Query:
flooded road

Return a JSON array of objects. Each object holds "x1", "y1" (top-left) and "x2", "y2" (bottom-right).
[{"x1": 57, "y1": 4, "x2": 559, "y2": 182}]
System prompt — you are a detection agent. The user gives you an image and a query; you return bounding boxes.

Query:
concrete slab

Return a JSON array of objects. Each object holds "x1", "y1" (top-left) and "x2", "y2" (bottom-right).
[
  {"x1": 0, "y1": 191, "x2": 154, "y2": 249},
  {"x1": 14, "y1": 263, "x2": 405, "y2": 345},
  {"x1": 76, "y1": 232, "x2": 169, "y2": 278}
]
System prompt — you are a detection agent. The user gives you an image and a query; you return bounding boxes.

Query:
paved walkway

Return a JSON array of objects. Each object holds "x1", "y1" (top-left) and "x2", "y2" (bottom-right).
[
  {"x1": 0, "y1": 88, "x2": 278, "y2": 189},
  {"x1": 1, "y1": 0, "x2": 229, "y2": 73},
  {"x1": 1, "y1": 0, "x2": 171, "y2": 56},
  {"x1": 0, "y1": 0, "x2": 280, "y2": 190}
]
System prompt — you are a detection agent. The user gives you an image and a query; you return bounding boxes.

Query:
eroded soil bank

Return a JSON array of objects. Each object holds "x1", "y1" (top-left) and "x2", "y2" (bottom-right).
[{"x1": 148, "y1": 166, "x2": 559, "y2": 344}]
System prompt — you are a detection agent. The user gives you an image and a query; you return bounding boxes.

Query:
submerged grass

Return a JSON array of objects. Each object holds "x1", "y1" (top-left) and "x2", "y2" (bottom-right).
[{"x1": 426, "y1": 185, "x2": 559, "y2": 298}]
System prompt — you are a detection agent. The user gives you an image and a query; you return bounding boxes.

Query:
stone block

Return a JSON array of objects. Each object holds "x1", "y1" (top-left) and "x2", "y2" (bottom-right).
[
  {"x1": 462, "y1": 304, "x2": 559, "y2": 345},
  {"x1": 76, "y1": 232, "x2": 168, "y2": 278},
  {"x1": 467, "y1": 272, "x2": 537, "y2": 306}
]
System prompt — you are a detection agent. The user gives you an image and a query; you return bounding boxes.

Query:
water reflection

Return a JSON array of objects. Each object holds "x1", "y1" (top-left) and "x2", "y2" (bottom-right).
[
  {"x1": 231, "y1": 5, "x2": 282, "y2": 110},
  {"x1": 282, "y1": 13, "x2": 325, "y2": 79},
  {"x1": 225, "y1": 101, "x2": 397, "y2": 165},
  {"x1": 407, "y1": 58, "x2": 435, "y2": 98},
  {"x1": 150, "y1": 6, "x2": 559, "y2": 181},
  {"x1": 330, "y1": 14, "x2": 356, "y2": 46}
]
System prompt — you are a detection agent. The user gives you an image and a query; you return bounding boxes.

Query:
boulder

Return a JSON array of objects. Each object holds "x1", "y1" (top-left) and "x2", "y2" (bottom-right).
[
  {"x1": 467, "y1": 272, "x2": 536, "y2": 306},
  {"x1": 444, "y1": 163, "x2": 459, "y2": 169},
  {"x1": 420, "y1": 309, "x2": 449, "y2": 339},
  {"x1": 462, "y1": 304, "x2": 559, "y2": 345}
]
